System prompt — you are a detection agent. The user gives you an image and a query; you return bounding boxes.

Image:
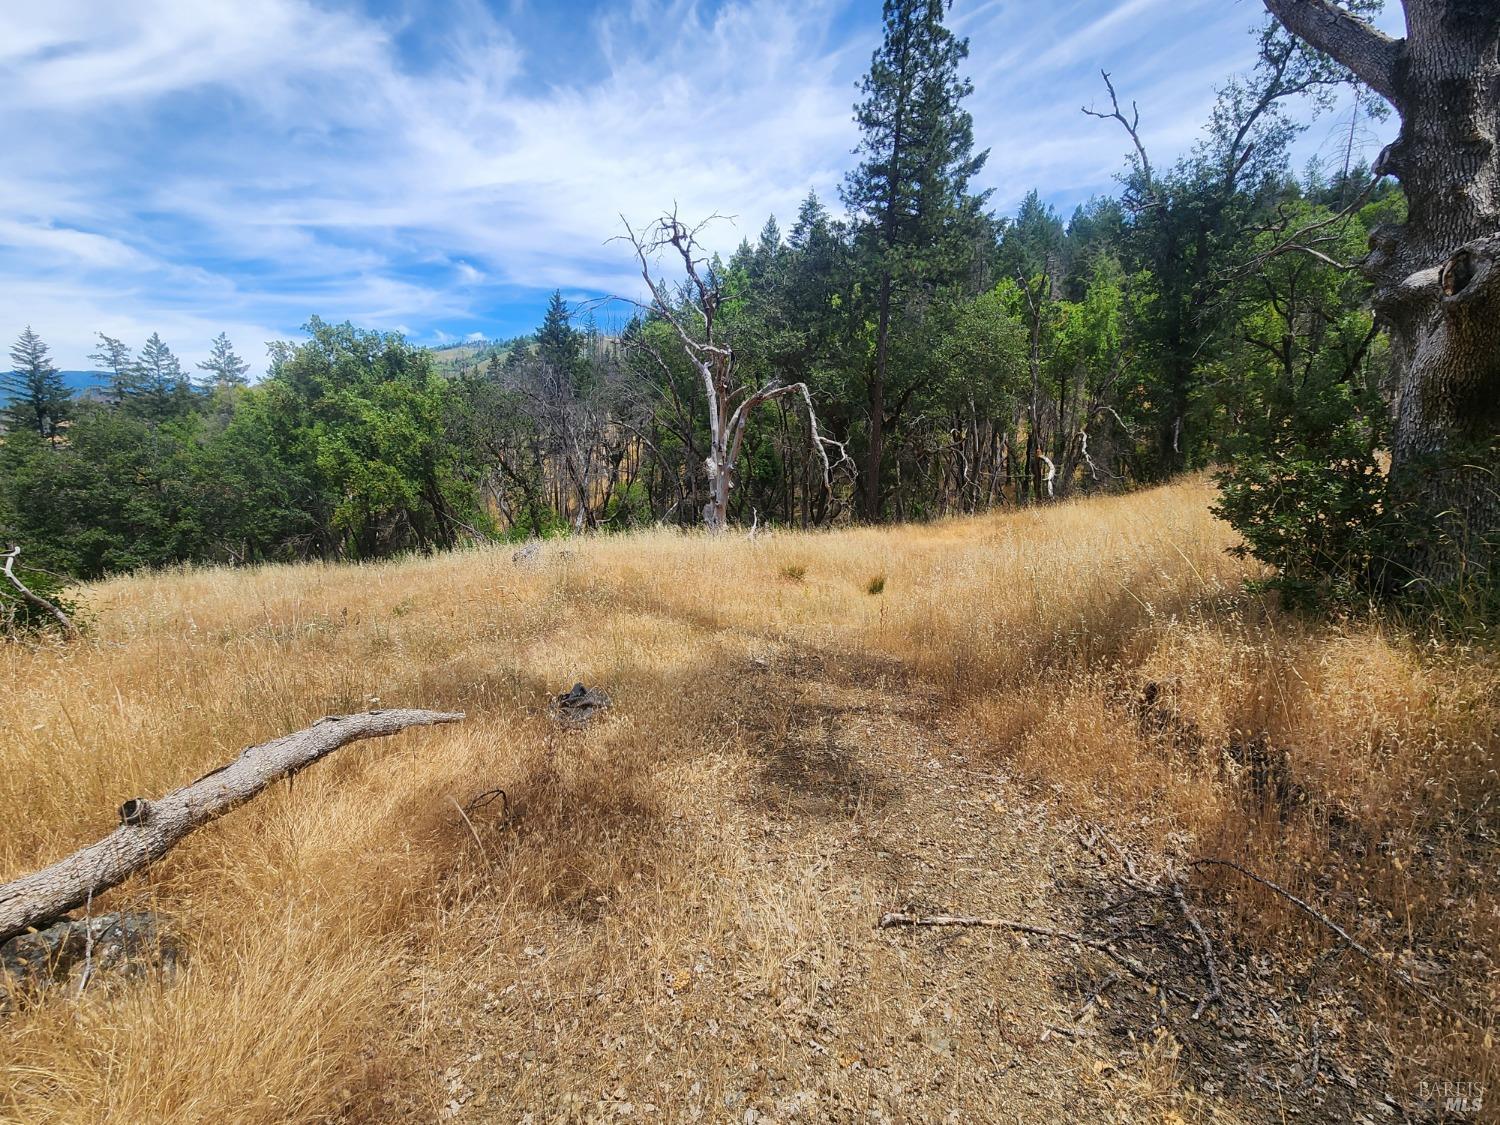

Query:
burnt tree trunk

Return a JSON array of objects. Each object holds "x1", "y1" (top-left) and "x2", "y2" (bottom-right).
[{"x1": 1264, "y1": 0, "x2": 1499, "y2": 592}]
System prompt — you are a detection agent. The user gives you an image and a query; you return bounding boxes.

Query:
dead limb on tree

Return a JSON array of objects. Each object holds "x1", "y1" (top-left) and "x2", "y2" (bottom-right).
[
  {"x1": 0, "y1": 709, "x2": 464, "y2": 944},
  {"x1": 2, "y1": 546, "x2": 76, "y2": 637},
  {"x1": 1081, "y1": 70, "x2": 1156, "y2": 210}
]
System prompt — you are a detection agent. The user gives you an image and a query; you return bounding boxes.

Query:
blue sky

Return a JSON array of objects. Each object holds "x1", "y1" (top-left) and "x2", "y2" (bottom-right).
[{"x1": 1, "y1": 0, "x2": 1400, "y2": 371}]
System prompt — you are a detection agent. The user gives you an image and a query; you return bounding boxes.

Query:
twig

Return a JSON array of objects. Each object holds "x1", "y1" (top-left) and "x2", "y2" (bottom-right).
[
  {"x1": 1078, "y1": 823, "x2": 1150, "y2": 890},
  {"x1": 76, "y1": 889, "x2": 95, "y2": 996},
  {"x1": 1074, "y1": 971, "x2": 1121, "y2": 1025},
  {"x1": 462, "y1": 788, "x2": 509, "y2": 818},
  {"x1": 1171, "y1": 879, "x2": 1222, "y2": 1019},
  {"x1": 448, "y1": 796, "x2": 488, "y2": 857},
  {"x1": 1192, "y1": 858, "x2": 1483, "y2": 1031}
]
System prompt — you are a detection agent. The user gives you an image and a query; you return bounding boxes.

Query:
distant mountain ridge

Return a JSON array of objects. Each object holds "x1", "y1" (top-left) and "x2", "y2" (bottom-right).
[
  {"x1": 0, "y1": 371, "x2": 106, "y2": 404},
  {"x1": 60, "y1": 371, "x2": 106, "y2": 394}
]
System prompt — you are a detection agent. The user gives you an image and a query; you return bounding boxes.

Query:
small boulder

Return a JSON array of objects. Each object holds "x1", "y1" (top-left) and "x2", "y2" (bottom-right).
[
  {"x1": 1, "y1": 912, "x2": 180, "y2": 1010},
  {"x1": 550, "y1": 682, "x2": 610, "y2": 728}
]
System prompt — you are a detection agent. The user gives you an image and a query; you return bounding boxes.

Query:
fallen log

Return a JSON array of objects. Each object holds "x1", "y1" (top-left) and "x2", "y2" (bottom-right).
[{"x1": 0, "y1": 709, "x2": 465, "y2": 944}]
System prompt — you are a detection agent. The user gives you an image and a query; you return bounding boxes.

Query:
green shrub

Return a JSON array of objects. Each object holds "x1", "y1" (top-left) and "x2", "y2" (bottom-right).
[{"x1": 1212, "y1": 362, "x2": 1389, "y2": 610}]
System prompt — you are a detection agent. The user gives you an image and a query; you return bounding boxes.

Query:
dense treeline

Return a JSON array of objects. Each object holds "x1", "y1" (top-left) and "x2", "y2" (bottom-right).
[{"x1": 0, "y1": 0, "x2": 1463, "y2": 612}]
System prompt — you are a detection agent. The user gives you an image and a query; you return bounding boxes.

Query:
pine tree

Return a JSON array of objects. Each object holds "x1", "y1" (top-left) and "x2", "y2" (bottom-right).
[
  {"x1": 89, "y1": 334, "x2": 136, "y2": 403},
  {"x1": 842, "y1": 0, "x2": 989, "y2": 518},
  {"x1": 536, "y1": 290, "x2": 580, "y2": 390},
  {"x1": 125, "y1": 333, "x2": 196, "y2": 421},
  {"x1": 3, "y1": 327, "x2": 71, "y2": 444},
  {"x1": 197, "y1": 332, "x2": 250, "y2": 389}
]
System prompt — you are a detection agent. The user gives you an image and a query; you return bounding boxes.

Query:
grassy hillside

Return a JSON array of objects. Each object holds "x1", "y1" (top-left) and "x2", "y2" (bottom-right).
[
  {"x1": 1, "y1": 478, "x2": 1493, "y2": 1122},
  {"x1": 427, "y1": 340, "x2": 521, "y2": 378}
]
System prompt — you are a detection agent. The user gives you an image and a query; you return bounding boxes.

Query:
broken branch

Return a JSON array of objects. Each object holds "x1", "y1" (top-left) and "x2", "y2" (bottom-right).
[
  {"x1": 0, "y1": 709, "x2": 465, "y2": 944},
  {"x1": 2, "y1": 546, "x2": 76, "y2": 637},
  {"x1": 1171, "y1": 878, "x2": 1223, "y2": 1020}
]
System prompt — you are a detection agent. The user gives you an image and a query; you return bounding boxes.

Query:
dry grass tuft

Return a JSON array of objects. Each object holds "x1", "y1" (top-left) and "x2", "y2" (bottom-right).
[{"x1": 0, "y1": 475, "x2": 1493, "y2": 1121}]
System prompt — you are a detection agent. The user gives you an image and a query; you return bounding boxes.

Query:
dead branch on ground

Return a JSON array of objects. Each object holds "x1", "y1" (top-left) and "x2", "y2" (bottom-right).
[
  {"x1": 0, "y1": 709, "x2": 465, "y2": 944},
  {"x1": 2, "y1": 546, "x2": 76, "y2": 637}
]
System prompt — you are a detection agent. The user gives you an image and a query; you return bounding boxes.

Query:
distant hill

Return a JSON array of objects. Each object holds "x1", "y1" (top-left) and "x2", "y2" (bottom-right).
[
  {"x1": 427, "y1": 337, "x2": 529, "y2": 378},
  {"x1": 0, "y1": 371, "x2": 107, "y2": 404}
]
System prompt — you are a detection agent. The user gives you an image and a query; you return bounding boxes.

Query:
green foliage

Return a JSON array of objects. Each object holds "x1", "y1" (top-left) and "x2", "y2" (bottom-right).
[
  {"x1": 1211, "y1": 200, "x2": 1391, "y2": 609},
  {"x1": 1213, "y1": 363, "x2": 1389, "y2": 609},
  {"x1": 257, "y1": 318, "x2": 490, "y2": 558}
]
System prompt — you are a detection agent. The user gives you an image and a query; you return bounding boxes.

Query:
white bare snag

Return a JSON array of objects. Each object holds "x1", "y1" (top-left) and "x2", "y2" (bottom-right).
[
  {"x1": 617, "y1": 210, "x2": 849, "y2": 533},
  {"x1": 1, "y1": 546, "x2": 76, "y2": 637}
]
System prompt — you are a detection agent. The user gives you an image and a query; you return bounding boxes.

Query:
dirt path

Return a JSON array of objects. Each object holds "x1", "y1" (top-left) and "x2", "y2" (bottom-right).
[{"x1": 393, "y1": 642, "x2": 1236, "y2": 1123}]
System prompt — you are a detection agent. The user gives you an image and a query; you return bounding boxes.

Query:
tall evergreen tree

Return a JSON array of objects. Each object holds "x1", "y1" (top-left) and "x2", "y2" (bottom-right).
[
  {"x1": 124, "y1": 333, "x2": 195, "y2": 421},
  {"x1": 197, "y1": 332, "x2": 251, "y2": 389},
  {"x1": 3, "y1": 327, "x2": 70, "y2": 445},
  {"x1": 842, "y1": 0, "x2": 989, "y2": 518},
  {"x1": 536, "y1": 290, "x2": 579, "y2": 382},
  {"x1": 89, "y1": 334, "x2": 135, "y2": 403}
]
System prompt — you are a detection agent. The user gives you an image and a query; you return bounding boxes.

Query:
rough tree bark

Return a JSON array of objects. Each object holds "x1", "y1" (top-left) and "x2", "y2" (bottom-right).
[
  {"x1": 0, "y1": 709, "x2": 464, "y2": 944},
  {"x1": 1263, "y1": 0, "x2": 1499, "y2": 591},
  {"x1": 619, "y1": 212, "x2": 849, "y2": 533}
]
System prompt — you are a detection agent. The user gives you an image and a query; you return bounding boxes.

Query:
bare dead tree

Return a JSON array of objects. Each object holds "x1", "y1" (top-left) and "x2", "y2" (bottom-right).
[{"x1": 616, "y1": 210, "x2": 850, "y2": 533}]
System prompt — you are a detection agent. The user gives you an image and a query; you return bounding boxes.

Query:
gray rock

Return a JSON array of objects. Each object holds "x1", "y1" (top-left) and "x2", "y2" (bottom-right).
[
  {"x1": 550, "y1": 682, "x2": 610, "y2": 728},
  {"x1": 1, "y1": 912, "x2": 180, "y2": 1009}
]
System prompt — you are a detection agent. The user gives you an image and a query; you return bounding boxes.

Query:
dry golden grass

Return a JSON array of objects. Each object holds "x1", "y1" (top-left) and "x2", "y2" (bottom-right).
[{"x1": 0, "y1": 476, "x2": 1494, "y2": 1122}]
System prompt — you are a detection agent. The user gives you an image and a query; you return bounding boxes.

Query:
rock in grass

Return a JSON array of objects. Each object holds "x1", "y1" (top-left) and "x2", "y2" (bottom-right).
[
  {"x1": 1, "y1": 912, "x2": 181, "y2": 1010},
  {"x1": 550, "y1": 683, "x2": 610, "y2": 728}
]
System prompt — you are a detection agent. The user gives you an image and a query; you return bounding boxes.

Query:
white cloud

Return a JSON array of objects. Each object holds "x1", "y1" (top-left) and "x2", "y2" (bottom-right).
[{"x1": 0, "y1": 0, "x2": 1398, "y2": 367}]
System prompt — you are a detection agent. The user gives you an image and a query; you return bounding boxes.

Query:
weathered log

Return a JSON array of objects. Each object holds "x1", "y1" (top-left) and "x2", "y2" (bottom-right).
[{"x1": 0, "y1": 709, "x2": 465, "y2": 944}]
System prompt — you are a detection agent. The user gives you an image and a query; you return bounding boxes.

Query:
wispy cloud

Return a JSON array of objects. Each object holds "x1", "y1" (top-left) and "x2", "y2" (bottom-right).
[{"x1": 0, "y1": 0, "x2": 1397, "y2": 369}]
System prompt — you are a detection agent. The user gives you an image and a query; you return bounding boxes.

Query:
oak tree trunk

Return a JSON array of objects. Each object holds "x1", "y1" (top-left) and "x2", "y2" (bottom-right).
[{"x1": 1265, "y1": 0, "x2": 1499, "y2": 592}]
